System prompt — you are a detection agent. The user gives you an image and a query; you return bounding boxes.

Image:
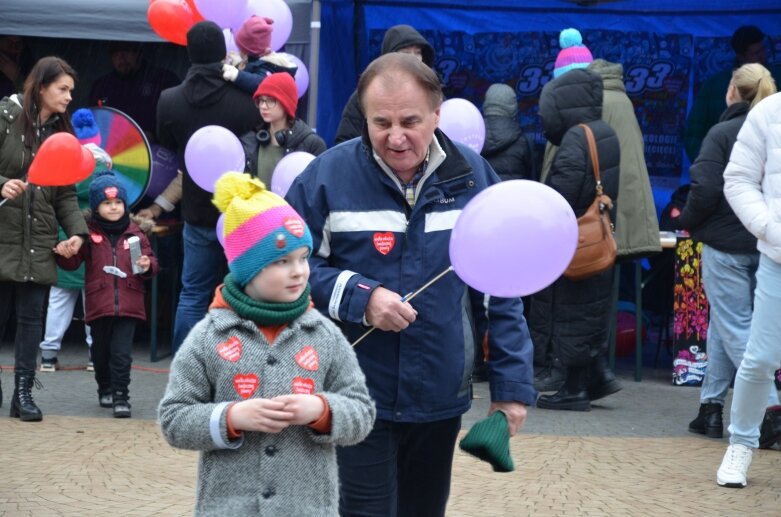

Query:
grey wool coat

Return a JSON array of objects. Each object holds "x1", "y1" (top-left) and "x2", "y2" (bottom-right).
[{"x1": 158, "y1": 306, "x2": 376, "y2": 517}]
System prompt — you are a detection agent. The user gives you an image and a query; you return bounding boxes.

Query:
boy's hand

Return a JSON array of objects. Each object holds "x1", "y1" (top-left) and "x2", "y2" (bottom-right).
[
  {"x1": 230, "y1": 398, "x2": 295, "y2": 434},
  {"x1": 222, "y1": 63, "x2": 239, "y2": 82},
  {"x1": 271, "y1": 394, "x2": 325, "y2": 425},
  {"x1": 136, "y1": 255, "x2": 151, "y2": 273}
]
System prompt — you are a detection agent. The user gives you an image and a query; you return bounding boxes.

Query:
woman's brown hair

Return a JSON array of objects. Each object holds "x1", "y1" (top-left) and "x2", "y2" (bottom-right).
[{"x1": 20, "y1": 56, "x2": 77, "y2": 146}]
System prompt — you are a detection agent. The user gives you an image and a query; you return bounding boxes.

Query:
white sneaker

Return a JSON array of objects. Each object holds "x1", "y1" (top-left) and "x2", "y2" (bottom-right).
[{"x1": 717, "y1": 444, "x2": 752, "y2": 488}]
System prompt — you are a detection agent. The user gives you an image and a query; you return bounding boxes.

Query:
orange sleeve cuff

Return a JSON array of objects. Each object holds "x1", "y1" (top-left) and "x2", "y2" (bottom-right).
[
  {"x1": 226, "y1": 402, "x2": 242, "y2": 440},
  {"x1": 308, "y1": 394, "x2": 332, "y2": 434}
]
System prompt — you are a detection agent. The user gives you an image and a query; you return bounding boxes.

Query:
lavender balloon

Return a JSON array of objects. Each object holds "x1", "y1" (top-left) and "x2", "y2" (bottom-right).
[
  {"x1": 271, "y1": 152, "x2": 315, "y2": 197},
  {"x1": 278, "y1": 53, "x2": 309, "y2": 97},
  {"x1": 449, "y1": 180, "x2": 578, "y2": 297},
  {"x1": 216, "y1": 213, "x2": 226, "y2": 248},
  {"x1": 194, "y1": 0, "x2": 247, "y2": 30},
  {"x1": 184, "y1": 126, "x2": 245, "y2": 193},
  {"x1": 239, "y1": 0, "x2": 293, "y2": 51},
  {"x1": 439, "y1": 98, "x2": 486, "y2": 154}
]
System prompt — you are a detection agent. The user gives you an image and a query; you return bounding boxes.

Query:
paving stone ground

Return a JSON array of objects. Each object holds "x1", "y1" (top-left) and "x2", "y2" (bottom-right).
[{"x1": 1, "y1": 340, "x2": 779, "y2": 516}]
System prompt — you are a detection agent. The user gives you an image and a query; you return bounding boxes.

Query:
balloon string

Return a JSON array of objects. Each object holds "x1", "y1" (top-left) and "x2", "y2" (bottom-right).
[{"x1": 352, "y1": 266, "x2": 454, "y2": 348}]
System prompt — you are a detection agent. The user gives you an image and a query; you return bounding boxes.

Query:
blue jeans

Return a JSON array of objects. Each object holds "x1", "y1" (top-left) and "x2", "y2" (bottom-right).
[
  {"x1": 337, "y1": 416, "x2": 461, "y2": 517},
  {"x1": 729, "y1": 254, "x2": 781, "y2": 448},
  {"x1": 172, "y1": 223, "x2": 226, "y2": 354},
  {"x1": 700, "y1": 245, "x2": 778, "y2": 406}
]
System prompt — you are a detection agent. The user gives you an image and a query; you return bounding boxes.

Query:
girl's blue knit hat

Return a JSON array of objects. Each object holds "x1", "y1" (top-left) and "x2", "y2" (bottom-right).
[{"x1": 89, "y1": 170, "x2": 128, "y2": 211}]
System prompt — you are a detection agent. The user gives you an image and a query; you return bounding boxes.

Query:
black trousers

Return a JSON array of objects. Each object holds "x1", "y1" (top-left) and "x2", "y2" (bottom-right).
[
  {"x1": 0, "y1": 281, "x2": 49, "y2": 374},
  {"x1": 90, "y1": 316, "x2": 136, "y2": 397},
  {"x1": 337, "y1": 415, "x2": 461, "y2": 517}
]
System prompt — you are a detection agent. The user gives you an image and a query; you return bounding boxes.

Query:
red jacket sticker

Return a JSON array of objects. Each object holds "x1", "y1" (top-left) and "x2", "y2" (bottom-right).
[
  {"x1": 233, "y1": 373, "x2": 259, "y2": 399},
  {"x1": 373, "y1": 232, "x2": 395, "y2": 255},
  {"x1": 295, "y1": 346, "x2": 319, "y2": 371},
  {"x1": 292, "y1": 376, "x2": 315, "y2": 395},
  {"x1": 90, "y1": 232, "x2": 103, "y2": 244},
  {"x1": 216, "y1": 336, "x2": 242, "y2": 362}
]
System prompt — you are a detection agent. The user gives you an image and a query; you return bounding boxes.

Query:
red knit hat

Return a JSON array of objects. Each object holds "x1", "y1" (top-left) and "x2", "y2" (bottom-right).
[
  {"x1": 254, "y1": 73, "x2": 298, "y2": 118},
  {"x1": 236, "y1": 16, "x2": 274, "y2": 57}
]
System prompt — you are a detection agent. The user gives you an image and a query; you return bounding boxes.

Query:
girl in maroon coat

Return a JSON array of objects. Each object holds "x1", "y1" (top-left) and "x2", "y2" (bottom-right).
[{"x1": 56, "y1": 170, "x2": 158, "y2": 418}]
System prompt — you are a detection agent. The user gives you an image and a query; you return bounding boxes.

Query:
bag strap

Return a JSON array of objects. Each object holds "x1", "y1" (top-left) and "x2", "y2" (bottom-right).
[{"x1": 578, "y1": 123, "x2": 602, "y2": 196}]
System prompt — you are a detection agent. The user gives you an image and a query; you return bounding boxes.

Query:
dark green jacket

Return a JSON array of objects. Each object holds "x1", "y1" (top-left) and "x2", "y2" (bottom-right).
[{"x1": 0, "y1": 95, "x2": 88, "y2": 285}]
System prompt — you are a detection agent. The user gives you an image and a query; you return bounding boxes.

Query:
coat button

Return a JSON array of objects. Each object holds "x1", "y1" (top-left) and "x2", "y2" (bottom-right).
[
  {"x1": 30, "y1": 249, "x2": 35, "y2": 253},
  {"x1": 261, "y1": 488, "x2": 276, "y2": 499},
  {"x1": 265, "y1": 445, "x2": 278, "y2": 456},
  {"x1": 266, "y1": 356, "x2": 277, "y2": 365}
]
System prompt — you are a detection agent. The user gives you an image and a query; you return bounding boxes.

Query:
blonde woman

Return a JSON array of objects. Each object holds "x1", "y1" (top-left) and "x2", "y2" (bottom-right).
[{"x1": 678, "y1": 64, "x2": 778, "y2": 446}]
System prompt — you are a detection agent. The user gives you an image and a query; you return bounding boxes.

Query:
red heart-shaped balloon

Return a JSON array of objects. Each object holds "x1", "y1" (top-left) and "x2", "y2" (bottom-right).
[
  {"x1": 147, "y1": 0, "x2": 197, "y2": 46},
  {"x1": 28, "y1": 133, "x2": 93, "y2": 187}
]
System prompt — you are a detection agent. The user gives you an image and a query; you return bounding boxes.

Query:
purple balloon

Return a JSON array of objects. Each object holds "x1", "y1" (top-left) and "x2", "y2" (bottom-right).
[
  {"x1": 439, "y1": 98, "x2": 486, "y2": 154},
  {"x1": 147, "y1": 144, "x2": 180, "y2": 199},
  {"x1": 238, "y1": 0, "x2": 292, "y2": 51},
  {"x1": 216, "y1": 213, "x2": 226, "y2": 248},
  {"x1": 449, "y1": 180, "x2": 578, "y2": 297},
  {"x1": 223, "y1": 28, "x2": 241, "y2": 65},
  {"x1": 278, "y1": 53, "x2": 309, "y2": 97},
  {"x1": 271, "y1": 152, "x2": 315, "y2": 197},
  {"x1": 194, "y1": 0, "x2": 248, "y2": 29},
  {"x1": 184, "y1": 126, "x2": 245, "y2": 193}
]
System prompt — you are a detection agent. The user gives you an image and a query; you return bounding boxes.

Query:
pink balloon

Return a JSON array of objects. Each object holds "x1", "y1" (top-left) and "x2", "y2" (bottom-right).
[
  {"x1": 193, "y1": 0, "x2": 248, "y2": 29},
  {"x1": 216, "y1": 213, "x2": 226, "y2": 248},
  {"x1": 271, "y1": 152, "x2": 315, "y2": 197},
  {"x1": 449, "y1": 180, "x2": 578, "y2": 297},
  {"x1": 239, "y1": 0, "x2": 292, "y2": 51},
  {"x1": 278, "y1": 53, "x2": 309, "y2": 97},
  {"x1": 184, "y1": 126, "x2": 245, "y2": 193},
  {"x1": 439, "y1": 98, "x2": 486, "y2": 154}
]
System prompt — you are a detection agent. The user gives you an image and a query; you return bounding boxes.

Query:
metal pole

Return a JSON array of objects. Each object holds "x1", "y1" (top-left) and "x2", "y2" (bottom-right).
[{"x1": 307, "y1": 0, "x2": 321, "y2": 131}]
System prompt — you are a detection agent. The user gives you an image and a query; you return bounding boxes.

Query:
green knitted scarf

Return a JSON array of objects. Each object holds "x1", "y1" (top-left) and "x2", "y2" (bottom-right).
[{"x1": 221, "y1": 274, "x2": 311, "y2": 326}]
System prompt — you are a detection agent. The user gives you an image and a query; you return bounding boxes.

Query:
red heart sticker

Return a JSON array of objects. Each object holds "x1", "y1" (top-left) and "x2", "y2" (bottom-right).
[
  {"x1": 233, "y1": 373, "x2": 259, "y2": 399},
  {"x1": 292, "y1": 376, "x2": 315, "y2": 395},
  {"x1": 373, "y1": 232, "x2": 395, "y2": 255},
  {"x1": 104, "y1": 186, "x2": 119, "y2": 200},
  {"x1": 90, "y1": 232, "x2": 103, "y2": 244},
  {"x1": 216, "y1": 336, "x2": 242, "y2": 362},
  {"x1": 283, "y1": 217, "x2": 305, "y2": 238},
  {"x1": 295, "y1": 346, "x2": 319, "y2": 371},
  {"x1": 122, "y1": 239, "x2": 130, "y2": 250}
]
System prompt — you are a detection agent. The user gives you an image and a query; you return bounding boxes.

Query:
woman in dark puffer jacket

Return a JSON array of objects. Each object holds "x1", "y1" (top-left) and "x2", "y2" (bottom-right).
[{"x1": 530, "y1": 68, "x2": 621, "y2": 411}]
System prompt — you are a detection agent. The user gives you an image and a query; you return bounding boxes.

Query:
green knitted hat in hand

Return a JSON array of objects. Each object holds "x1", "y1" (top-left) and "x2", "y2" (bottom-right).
[{"x1": 458, "y1": 411, "x2": 514, "y2": 472}]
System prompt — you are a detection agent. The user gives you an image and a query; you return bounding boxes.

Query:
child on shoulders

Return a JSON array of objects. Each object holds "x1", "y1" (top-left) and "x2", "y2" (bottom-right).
[
  {"x1": 158, "y1": 172, "x2": 375, "y2": 516},
  {"x1": 222, "y1": 16, "x2": 298, "y2": 95}
]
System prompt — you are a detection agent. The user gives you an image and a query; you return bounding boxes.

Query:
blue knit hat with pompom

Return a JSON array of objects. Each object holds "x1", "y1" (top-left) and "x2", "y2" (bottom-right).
[
  {"x1": 553, "y1": 28, "x2": 593, "y2": 78},
  {"x1": 89, "y1": 170, "x2": 128, "y2": 212}
]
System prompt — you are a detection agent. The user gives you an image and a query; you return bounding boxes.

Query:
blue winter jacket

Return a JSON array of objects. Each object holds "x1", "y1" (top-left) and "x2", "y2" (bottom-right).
[{"x1": 286, "y1": 129, "x2": 536, "y2": 423}]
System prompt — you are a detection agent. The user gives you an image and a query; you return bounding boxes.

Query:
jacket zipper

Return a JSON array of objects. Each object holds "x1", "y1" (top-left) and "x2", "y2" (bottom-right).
[{"x1": 112, "y1": 241, "x2": 120, "y2": 315}]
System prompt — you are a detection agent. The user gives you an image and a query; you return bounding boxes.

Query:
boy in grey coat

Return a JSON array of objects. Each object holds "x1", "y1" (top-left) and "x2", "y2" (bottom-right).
[{"x1": 159, "y1": 172, "x2": 375, "y2": 516}]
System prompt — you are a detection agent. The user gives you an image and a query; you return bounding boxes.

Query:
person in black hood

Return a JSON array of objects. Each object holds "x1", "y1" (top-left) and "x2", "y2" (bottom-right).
[
  {"x1": 156, "y1": 21, "x2": 262, "y2": 354},
  {"x1": 334, "y1": 24, "x2": 435, "y2": 144},
  {"x1": 480, "y1": 83, "x2": 535, "y2": 181},
  {"x1": 530, "y1": 68, "x2": 622, "y2": 412}
]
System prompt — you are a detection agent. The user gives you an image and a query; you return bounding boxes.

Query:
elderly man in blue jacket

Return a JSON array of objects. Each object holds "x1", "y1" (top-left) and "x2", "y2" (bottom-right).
[{"x1": 287, "y1": 53, "x2": 536, "y2": 517}]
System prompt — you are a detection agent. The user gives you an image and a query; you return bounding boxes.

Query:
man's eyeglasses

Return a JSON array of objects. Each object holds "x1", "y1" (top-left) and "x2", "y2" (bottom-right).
[{"x1": 254, "y1": 96, "x2": 277, "y2": 108}]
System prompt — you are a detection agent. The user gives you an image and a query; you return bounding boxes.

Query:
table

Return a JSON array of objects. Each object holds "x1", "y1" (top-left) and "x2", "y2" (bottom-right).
[
  {"x1": 608, "y1": 231, "x2": 678, "y2": 381},
  {"x1": 148, "y1": 222, "x2": 182, "y2": 362}
]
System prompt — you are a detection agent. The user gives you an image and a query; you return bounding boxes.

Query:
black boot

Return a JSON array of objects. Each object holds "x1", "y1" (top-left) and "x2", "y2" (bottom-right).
[
  {"x1": 537, "y1": 367, "x2": 591, "y2": 411},
  {"x1": 688, "y1": 403, "x2": 723, "y2": 438},
  {"x1": 588, "y1": 354, "x2": 622, "y2": 401},
  {"x1": 758, "y1": 406, "x2": 781, "y2": 449},
  {"x1": 534, "y1": 356, "x2": 566, "y2": 392},
  {"x1": 112, "y1": 390, "x2": 131, "y2": 418},
  {"x1": 9, "y1": 372, "x2": 42, "y2": 422}
]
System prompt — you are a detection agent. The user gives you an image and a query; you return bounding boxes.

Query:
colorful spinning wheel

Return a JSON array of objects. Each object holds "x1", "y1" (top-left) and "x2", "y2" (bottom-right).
[{"x1": 88, "y1": 106, "x2": 151, "y2": 208}]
